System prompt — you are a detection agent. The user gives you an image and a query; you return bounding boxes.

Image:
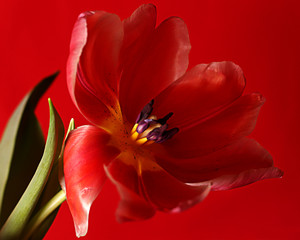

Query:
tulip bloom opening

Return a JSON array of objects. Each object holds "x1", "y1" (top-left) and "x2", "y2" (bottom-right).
[{"x1": 63, "y1": 4, "x2": 283, "y2": 237}]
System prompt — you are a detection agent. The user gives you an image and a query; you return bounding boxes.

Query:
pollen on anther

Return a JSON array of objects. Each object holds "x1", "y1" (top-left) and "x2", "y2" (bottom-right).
[
  {"x1": 136, "y1": 137, "x2": 148, "y2": 145},
  {"x1": 131, "y1": 131, "x2": 139, "y2": 141},
  {"x1": 131, "y1": 123, "x2": 138, "y2": 134}
]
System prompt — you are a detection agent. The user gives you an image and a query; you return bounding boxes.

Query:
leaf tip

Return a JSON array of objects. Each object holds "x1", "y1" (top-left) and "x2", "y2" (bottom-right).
[
  {"x1": 48, "y1": 98, "x2": 53, "y2": 111},
  {"x1": 53, "y1": 70, "x2": 60, "y2": 76},
  {"x1": 69, "y1": 118, "x2": 75, "y2": 130}
]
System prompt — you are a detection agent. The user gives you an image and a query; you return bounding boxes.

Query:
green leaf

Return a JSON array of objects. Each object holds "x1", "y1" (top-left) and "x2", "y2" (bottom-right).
[
  {"x1": 28, "y1": 209, "x2": 59, "y2": 240},
  {"x1": 29, "y1": 118, "x2": 75, "y2": 240},
  {"x1": 0, "y1": 72, "x2": 58, "y2": 227},
  {"x1": 29, "y1": 211, "x2": 59, "y2": 240},
  {"x1": 66, "y1": 118, "x2": 75, "y2": 137},
  {"x1": 23, "y1": 190, "x2": 66, "y2": 240},
  {"x1": 58, "y1": 118, "x2": 75, "y2": 192},
  {"x1": 28, "y1": 162, "x2": 60, "y2": 240},
  {"x1": 0, "y1": 99, "x2": 65, "y2": 240}
]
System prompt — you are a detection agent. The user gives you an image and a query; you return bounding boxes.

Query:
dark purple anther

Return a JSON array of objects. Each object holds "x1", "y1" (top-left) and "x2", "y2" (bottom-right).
[
  {"x1": 135, "y1": 99, "x2": 154, "y2": 123},
  {"x1": 146, "y1": 124, "x2": 168, "y2": 142},
  {"x1": 136, "y1": 121, "x2": 150, "y2": 133},
  {"x1": 156, "y1": 128, "x2": 179, "y2": 143},
  {"x1": 146, "y1": 128, "x2": 161, "y2": 141},
  {"x1": 157, "y1": 112, "x2": 173, "y2": 125},
  {"x1": 135, "y1": 100, "x2": 179, "y2": 144}
]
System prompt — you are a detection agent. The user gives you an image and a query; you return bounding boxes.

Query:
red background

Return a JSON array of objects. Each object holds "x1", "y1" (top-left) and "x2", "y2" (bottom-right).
[{"x1": 0, "y1": 0, "x2": 299, "y2": 239}]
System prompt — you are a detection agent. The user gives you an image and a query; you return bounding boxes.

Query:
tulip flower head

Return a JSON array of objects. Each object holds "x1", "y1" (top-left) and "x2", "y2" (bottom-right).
[{"x1": 64, "y1": 4, "x2": 283, "y2": 237}]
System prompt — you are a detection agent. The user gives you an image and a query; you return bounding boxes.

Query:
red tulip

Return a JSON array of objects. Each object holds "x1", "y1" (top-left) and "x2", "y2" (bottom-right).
[{"x1": 64, "y1": 4, "x2": 283, "y2": 237}]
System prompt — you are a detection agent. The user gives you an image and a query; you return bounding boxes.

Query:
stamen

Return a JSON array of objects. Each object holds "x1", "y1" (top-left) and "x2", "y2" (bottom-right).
[
  {"x1": 131, "y1": 101, "x2": 178, "y2": 145},
  {"x1": 136, "y1": 121, "x2": 150, "y2": 134},
  {"x1": 131, "y1": 131, "x2": 139, "y2": 141},
  {"x1": 147, "y1": 124, "x2": 168, "y2": 142},
  {"x1": 156, "y1": 128, "x2": 179, "y2": 143},
  {"x1": 157, "y1": 112, "x2": 173, "y2": 125},
  {"x1": 131, "y1": 123, "x2": 138, "y2": 134},
  {"x1": 136, "y1": 137, "x2": 148, "y2": 145},
  {"x1": 139, "y1": 122, "x2": 161, "y2": 138},
  {"x1": 136, "y1": 99, "x2": 154, "y2": 123},
  {"x1": 148, "y1": 115, "x2": 157, "y2": 120},
  {"x1": 136, "y1": 116, "x2": 159, "y2": 135}
]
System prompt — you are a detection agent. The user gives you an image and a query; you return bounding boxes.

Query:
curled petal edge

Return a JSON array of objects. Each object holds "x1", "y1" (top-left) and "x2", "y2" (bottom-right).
[
  {"x1": 64, "y1": 125, "x2": 120, "y2": 237},
  {"x1": 187, "y1": 167, "x2": 283, "y2": 191}
]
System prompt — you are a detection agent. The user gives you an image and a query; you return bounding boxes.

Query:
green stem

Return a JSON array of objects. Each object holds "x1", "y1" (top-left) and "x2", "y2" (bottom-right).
[{"x1": 22, "y1": 190, "x2": 66, "y2": 240}]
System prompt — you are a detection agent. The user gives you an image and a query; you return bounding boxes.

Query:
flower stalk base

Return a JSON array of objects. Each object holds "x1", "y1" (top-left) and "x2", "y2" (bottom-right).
[{"x1": 22, "y1": 190, "x2": 66, "y2": 240}]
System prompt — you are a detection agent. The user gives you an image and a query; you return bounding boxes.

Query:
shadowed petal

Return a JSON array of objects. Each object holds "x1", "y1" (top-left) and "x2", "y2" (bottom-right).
[
  {"x1": 64, "y1": 126, "x2": 120, "y2": 237},
  {"x1": 140, "y1": 160, "x2": 211, "y2": 212},
  {"x1": 152, "y1": 61, "x2": 245, "y2": 130},
  {"x1": 121, "y1": 4, "x2": 157, "y2": 69},
  {"x1": 67, "y1": 12, "x2": 89, "y2": 105},
  {"x1": 67, "y1": 11, "x2": 123, "y2": 126},
  {"x1": 114, "y1": 187, "x2": 156, "y2": 223},
  {"x1": 158, "y1": 93, "x2": 265, "y2": 158},
  {"x1": 73, "y1": 76, "x2": 114, "y2": 127},
  {"x1": 119, "y1": 16, "x2": 191, "y2": 124},
  {"x1": 104, "y1": 155, "x2": 155, "y2": 222},
  {"x1": 105, "y1": 152, "x2": 210, "y2": 216},
  {"x1": 209, "y1": 166, "x2": 283, "y2": 191},
  {"x1": 156, "y1": 138, "x2": 283, "y2": 189},
  {"x1": 79, "y1": 11, "x2": 123, "y2": 99}
]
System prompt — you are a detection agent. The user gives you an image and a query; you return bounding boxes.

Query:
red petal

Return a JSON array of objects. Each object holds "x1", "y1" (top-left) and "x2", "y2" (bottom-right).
[
  {"x1": 156, "y1": 138, "x2": 283, "y2": 189},
  {"x1": 64, "y1": 126, "x2": 120, "y2": 237},
  {"x1": 67, "y1": 12, "x2": 88, "y2": 105},
  {"x1": 80, "y1": 11, "x2": 123, "y2": 98},
  {"x1": 114, "y1": 188, "x2": 156, "y2": 223},
  {"x1": 158, "y1": 93, "x2": 265, "y2": 158},
  {"x1": 67, "y1": 11, "x2": 123, "y2": 126},
  {"x1": 140, "y1": 160, "x2": 211, "y2": 212},
  {"x1": 121, "y1": 4, "x2": 157, "y2": 66},
  {"x1": 104, "y1": 155, "x2": 155, "y2": 222},
  {"x1": 210, "y1": 166, "x2": 283, "y2": 191},
  {"x1": 119, "y1": 16, "x2": 191, "y2": 124},
  {"x1": 73, "y1": 77, "x2": 114, "y2": 127},
  {"x1": 105, "y1": 153, "x2": 210, "y2": 216},
  {"x1": 152, "y1": 61, "x2": 245, "y2": 130}
]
